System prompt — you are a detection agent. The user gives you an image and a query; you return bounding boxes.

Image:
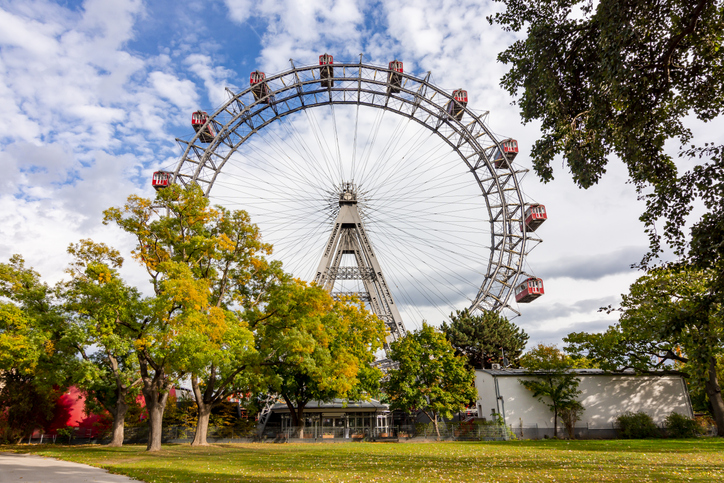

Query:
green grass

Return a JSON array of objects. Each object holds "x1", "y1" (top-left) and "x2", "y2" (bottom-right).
[{"x1": 4, "y1": 439, "x2": 724, "y2": 482}]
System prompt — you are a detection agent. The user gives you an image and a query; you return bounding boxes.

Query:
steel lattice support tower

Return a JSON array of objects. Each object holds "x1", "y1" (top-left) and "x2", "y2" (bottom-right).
[{"x1": 313, "y1": 183, "x2": 406, "y2": 347}]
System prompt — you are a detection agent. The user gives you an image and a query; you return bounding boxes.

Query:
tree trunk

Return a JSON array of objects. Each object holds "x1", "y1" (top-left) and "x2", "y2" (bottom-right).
[
  {"x1": 190, "y1": 375, "x2": 214, "y2": 446},
  {"x1": 283, "y1": 394, "x2": 306, "y2": 438},
  {"x1": 433, "y1": 413, "x2": 441, "y2": 440},
  {"x1": 107, "y1": 396, "x2": 128, "y2": 447},
  {"x1": 295, "y1": 403, "x2": 306, "y2": 438},
  {"x1": 192, "y1": 405, "x2": 212, "y2": 446},
  {"x1": 553, "y1": 405, "x2": 558, "y2": 439},
  {"x1": 103, "y1": 352, "x2": 140, "y2": 447},
  {"x1": 138, "y1": 354, "x2": 171, "y2": 452},
  {"x1": 146, "y1": 397, "x2": 168, "y2": 452},
  {"x1": 705, "y1": 355, "x2": 724, "y2": 437},
  {"x1": 423, "y1": 411, "x2": 440, "y2": 440}
]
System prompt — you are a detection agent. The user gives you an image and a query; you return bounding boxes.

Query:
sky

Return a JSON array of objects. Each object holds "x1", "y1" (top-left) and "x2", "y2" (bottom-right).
[{"x1": 0, "y1": 0, "x2": 699, "y2": 349}]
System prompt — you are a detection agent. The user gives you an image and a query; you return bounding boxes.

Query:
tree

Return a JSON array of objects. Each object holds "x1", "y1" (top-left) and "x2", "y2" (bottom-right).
[
  {"x1": 250, "y1": 280, "x2": 386, "y2": 437},
  {"x1": 0, "y1": 371, "x2": 59, "y2": 444},
  {"x1": 384, "y1": 323, "x2": 477, "y2": 439},
  {"x1": 61, "y1": 240, "x2": 144, "y2": 447},
  {"x1": 519, "y1": 344, "x2": 583, "y2": 439},
  {"x1": 565, "y1": 266, "x2": 724, "y2": 435},
  {"x1": 104, "y1": 184, "x2": 266, "y2": 450},
  {"x1": 149, "y1": 194, "x2": 276, "y2": 447},
  {"x1": 0, "y1": 256, "x2": 71, "y2": 443},
  {"x1": 488, "y1": 0, "x2": 724, "y2": 304},
  {"x1": 441, "y1": 309, "x2": 529, "y2": 369}
]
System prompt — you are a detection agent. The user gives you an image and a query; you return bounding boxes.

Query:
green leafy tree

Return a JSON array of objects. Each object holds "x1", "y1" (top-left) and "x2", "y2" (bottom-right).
[
  {"x1": 565, "y1": 266, "x2": 724, "y2": 435},
  {"x1": 103, "y1": 184, "x2": 274, "y2": 450},
  {"x1": 0, "y1": 256, "x2": 70, "y2": 443},
  {"x1": 0, "y1": 371, "x2": 59, "y2": 444},
  {"x1": 175, "y1": 205, "x2": 276, "y2": 447},
  {"x1": 442, "y1": 309, "x2": 529, "y2": 369},
  {"x1": 61, "y1": 240, "x2": 144, "y2": 447},
  {"x1": 519, "y1": 344, "x2": 583, "y2": 438},
  {"x1": 250, "y1": 280, "x2": 386, "y2": 437},
  {"x1": 384, "y1": 323, "x2": 476, "y2": 439}
]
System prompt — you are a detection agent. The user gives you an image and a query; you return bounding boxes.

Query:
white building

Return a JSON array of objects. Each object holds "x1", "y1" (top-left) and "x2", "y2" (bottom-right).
[{"x1": 475, "y1": 368, "x2": 694, "y2": 438}]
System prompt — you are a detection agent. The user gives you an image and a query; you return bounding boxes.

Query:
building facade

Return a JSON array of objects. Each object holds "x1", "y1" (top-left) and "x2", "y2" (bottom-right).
[
  {"x1": 266, "y1": 399, "x2": 393, "y2": 439},
  {"x1": 475, "y1": 369, "x2": 694, "y2": 438}
]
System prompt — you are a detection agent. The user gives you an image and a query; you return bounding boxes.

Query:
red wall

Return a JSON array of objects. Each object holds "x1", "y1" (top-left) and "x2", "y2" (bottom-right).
[{"x1": 45, "y1": 386, "x2": 111, "y2": 437}]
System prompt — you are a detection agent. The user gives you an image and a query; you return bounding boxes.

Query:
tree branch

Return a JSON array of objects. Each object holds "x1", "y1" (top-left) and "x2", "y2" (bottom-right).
[{"x1": 660, "y1": 0, "x2": 711, "y2": 83}]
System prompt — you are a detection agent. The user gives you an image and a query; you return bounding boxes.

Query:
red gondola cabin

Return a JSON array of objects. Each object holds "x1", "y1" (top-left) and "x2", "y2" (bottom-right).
[
  {"x1": 523, "y1": 204, "x2": 547, "y2": 232},
  {"x1": 191, "y1": 111, "x2": 216, "y2": 143},
  {"x1": 250, "y1": 70, "x2": 271, "y2": 103},
  {"x1": 387, "y1": 60, "x2": 403, "y2": 94},
  {"x1": 152, "y1": 171, "x2": 172, "y2": 190},
  {"x1": 447, "y1": 89, "x2": 467, "y2": 121},
  {"x1": 515, "y1": 277, "x2": 544, "y2": 303},
  {"x1": 493, "y1": 139, "x2": 519, "y2": 169},
  {"x1": 319, "y1": 54, "x2": 334, "y2": 88}
]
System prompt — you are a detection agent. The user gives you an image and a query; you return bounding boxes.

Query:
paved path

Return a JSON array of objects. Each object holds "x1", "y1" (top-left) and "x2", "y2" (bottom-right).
[{"x1": 0, "y1": 453, "x2": 141, "y2": 483}]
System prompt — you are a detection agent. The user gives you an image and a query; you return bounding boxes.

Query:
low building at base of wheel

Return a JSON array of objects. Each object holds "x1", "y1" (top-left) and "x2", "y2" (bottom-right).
[
  {"x1": 475, "y1": 368, "x2": 694, "y2": 439},
  {"x1": 262, "y1": 399, "x2": 394, "y2": 440}
]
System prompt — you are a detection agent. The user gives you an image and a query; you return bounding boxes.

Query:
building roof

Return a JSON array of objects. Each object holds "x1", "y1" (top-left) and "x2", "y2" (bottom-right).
[
  {"x1": 478, "y1": 368, "x2": 679, "y2": 377},
  {"x1": 271, "y1": 398, "x2": 389, "y2": 412}
]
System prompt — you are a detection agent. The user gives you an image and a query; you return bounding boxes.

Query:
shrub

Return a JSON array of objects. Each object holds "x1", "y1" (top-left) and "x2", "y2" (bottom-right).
[
  {"x1": 559, "y1": 401, "x2": 584, "y2": 439},
  {"x1": 665, "y1": 412, "x2": 701, "y2": 438},
  {"x1": 616, "y1": 412, "x2": 660, "y2": 439},
  {"x1": 56, "y1": 426, "x2": 75, "y2": 444}
]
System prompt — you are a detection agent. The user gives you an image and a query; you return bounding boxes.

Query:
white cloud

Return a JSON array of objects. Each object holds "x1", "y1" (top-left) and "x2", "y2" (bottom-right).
[
  {"x1": 0, "y1": 0, "x2": 203, "y2": 287},
  {"x1": 184, "y1": 54, "x2": 237, "y2": 107},
  {"x1": 149, "y1": 71, "x2": 199, "y2": 111}
]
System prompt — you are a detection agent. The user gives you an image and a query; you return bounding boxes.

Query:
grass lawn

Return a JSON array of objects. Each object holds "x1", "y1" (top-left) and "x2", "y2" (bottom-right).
[{"x1": 3, "y1": 439, "x2": 724, "y2": 482}]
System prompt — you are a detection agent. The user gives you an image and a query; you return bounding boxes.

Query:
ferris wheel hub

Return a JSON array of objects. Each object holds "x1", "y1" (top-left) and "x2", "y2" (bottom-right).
[{"x1": 339, "y1": 182, "x2": 358, "y2": 205}]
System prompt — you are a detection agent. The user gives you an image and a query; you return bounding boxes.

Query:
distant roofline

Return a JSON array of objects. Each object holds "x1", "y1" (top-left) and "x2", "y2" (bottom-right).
[
  {"x1": 477, "y1": 368, "x2": 684, "y2": 377},
  {"x1": 271, "y1": 398, "x2": 390, "y2": 413}
]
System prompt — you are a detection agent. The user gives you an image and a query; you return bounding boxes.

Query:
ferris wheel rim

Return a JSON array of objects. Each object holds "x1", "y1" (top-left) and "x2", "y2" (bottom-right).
[{"x1": 172, "y1": 59, "x2": 536, "y2": 314}]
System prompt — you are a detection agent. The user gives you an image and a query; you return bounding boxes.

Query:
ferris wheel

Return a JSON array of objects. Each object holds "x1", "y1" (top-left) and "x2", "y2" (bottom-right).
[{"x1": 156, "y1": 55, "x2": 547, "y2": 337}]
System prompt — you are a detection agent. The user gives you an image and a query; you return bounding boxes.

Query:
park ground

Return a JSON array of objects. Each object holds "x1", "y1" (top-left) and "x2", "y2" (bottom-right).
[{"x1": 2, "y1": 439, "x2": 723, "y2": 482}]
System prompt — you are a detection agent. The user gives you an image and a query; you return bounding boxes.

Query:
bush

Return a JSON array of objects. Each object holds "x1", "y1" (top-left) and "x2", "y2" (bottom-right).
[
  {"x1": 665, "y1": 412, "x2": 701, "y2": 438},
  {"x1": 56, "y1": 426, "x2": 75, "y2": 444},
  {"x1": 616, "y1": 412, "x2": 660, "y2": 439}
]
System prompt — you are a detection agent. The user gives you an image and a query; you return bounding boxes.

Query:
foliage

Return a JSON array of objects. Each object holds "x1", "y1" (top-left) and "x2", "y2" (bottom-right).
[
  {"x1": 384, "y1": 323, "x2": 477, "y2": 438},
  {"x1": 0, "y1": 255, "x2": 69, "y2": 380},
  {"x1": 441, "y1": 309, "x2": 529, "y2": 369},
  {"x1": 60, "y1": 239, "x2": 146, "y2": 446},
  {"x1": 519, "y1": 344, "x2": 583, "y2": 438},
  {"x1": 55, "y1": 426, "x2": 75, "y2": 444},
  {"x1": 0, "y1": 371, "x2": 59, "y2": 444},
  {"x1": 0, "y1": 256, "x2": 73, "y2": 443},
  {"x1": 565, "y1": 265, "x2": 724, "y2": 435},
  {"x1": 103, "y1": 183, "x2": 276, "y2": 449},
  {"x1": 10, "y1": 439, "x2": 724, "y2": 483},
  {"x1": 616, "y1": 412, "x2": 660, "y2": 439},
  {"x1": 566, "y1": 267, "x2": 717, "y2": 372},
  {"x1": 558, "y1": 402, "x2": 584, "y2": 440},
  {"x1": 665, "y1": 411, "x2": 702, "y2": 438},
  {"x1": 251, "y1": 279, "x2": 386, "y2": 430},
  {"x1": 488, "y1": 0, "x2": 724, "y2": 265},
  {"x1": 687, "y1": 354, "x2": 724, "y2": 413}
]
